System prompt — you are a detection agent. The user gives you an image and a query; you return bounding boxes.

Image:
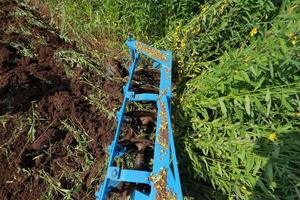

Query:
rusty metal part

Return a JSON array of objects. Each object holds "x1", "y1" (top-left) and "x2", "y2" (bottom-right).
[
  {"x1": 136, "y1": 42, "x2": 167, "y2": 62},
  {"x1": 149, "y1": 168, "x2": 177, "y2": 200},
  {"x1": 158, "y1": 103, "x2": 168, "y2": 149}
]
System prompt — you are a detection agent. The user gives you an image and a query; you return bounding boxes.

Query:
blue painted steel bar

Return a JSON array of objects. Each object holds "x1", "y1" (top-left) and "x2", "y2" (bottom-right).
[
  {"x1": 107, "y1": 167, "x2": 151, "y2": 185},
  {"x1": 128, "y1": 93, "x2": 158, "y2": 102},
  {"x1": 95, "y1": 39, "x2": 183, "y2": 200}
]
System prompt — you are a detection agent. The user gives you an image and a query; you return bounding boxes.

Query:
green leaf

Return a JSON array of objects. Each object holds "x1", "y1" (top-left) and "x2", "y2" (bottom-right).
[
  {"x1": 234, "y1": 74, "x2": 244, "y2": 81},
  {"x1": 253, "y1": 158, "x2": 261, "y2": 175},
  {"x1": 27, "y1": 126, "x2": 36, "y2": 143},
  {"x1": 249, "y1": 66, "x2": 258, "y2": 77},
  {"x1": 217, "y1": 162, "x2": 222, "y2": 176},
  {"x1": 219, "y1": 98, "x2": 227, "y2": 117},
  {"x1": 257, "y1": 179, "x2": 269, "y2": 194},
  {"x1": 253, "y1": 96, "x2": 264, "y2": 113},
  {"x1": 265, "y1": 88, "x2": 271, "y2": 117},
  {"x1": 254, "y1": 77, "x2": 265, "y2": 90},
  {"x1": 265, "y1": 162, "x2": 273, "y2": 184},
  {"x1": 281, "y1": 95, "x2": 294, "y2": 111},
  {"x1": 295, "y1": 186, "x2": 300, "y2": 200},
  {"x1": 266, "y1": 100, "x2": 272, "y2": 117},
  {"x1": 265, "y1": 88, "x2": 271, "y2": 102},
  {"x1": 241, "y1": 71, "x2": 251, "y2": 83},
  {"x1": 246, "y1": 155, "x2": 254, "y2": 174},
  {"x1": 269, "y1": 61, "x2": 274, "y2": 79},
  {"x1": 245, "y1": 95, "x2": 251, "y2": 116},
  {"x1": 240, "y1": 148, "x2": 245, "y2": 162},
  {"x1": 234, "y1": 98, "x2": 244, "y2": 109},
  {"x1": 202, "y1": 157, "x2": 209, "y2": 170},
  {"x1": 202, "y1": 109, "x2": 209, "y2": 120},
  {"x1": 279, "y1": 38, "x2": 288, "y2": 54},
  {"x1": 220, "y1": 82, "x2": 225, "y2": 93}
]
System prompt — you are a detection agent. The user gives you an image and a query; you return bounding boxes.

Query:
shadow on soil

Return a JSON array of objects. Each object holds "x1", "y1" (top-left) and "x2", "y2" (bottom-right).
[{"x1": 0, "y1": 74, "x2": 70, "y2": 115}]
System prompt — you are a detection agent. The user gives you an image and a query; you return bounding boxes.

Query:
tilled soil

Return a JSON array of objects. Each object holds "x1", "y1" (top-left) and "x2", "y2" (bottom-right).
[{"x1": 0, "y1": 1, "x2": 122, "y2": 199}]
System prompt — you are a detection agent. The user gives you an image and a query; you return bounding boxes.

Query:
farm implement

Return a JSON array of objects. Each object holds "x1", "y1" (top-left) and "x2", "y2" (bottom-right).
[{"x1": 96, "y1": 39, "x2": 183, "y2": 200}]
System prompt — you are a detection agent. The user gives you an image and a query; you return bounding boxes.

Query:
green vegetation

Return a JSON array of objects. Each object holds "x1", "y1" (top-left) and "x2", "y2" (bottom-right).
[
  {"x1": 55, "y1": 50, "x2": 115, "y2": 119},
  {"x1": 36, "y1": 119, "x2": 98, "y2": 200},
  {"x1": 40, "y1": 0, "x2": 201, "y2": 43},
  {"x1": 27, "y1": 103, "x2": 39, "y2": 143},
  {"x1": 178, "y1": 5, "x2": 300, "y2": 199},
  {"x1": 40, "y1": 0, "x2": 300, "y2": 199}
]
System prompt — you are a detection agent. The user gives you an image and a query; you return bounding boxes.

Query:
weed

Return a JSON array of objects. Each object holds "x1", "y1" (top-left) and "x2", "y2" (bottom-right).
[
  {"x1": 61, "y1": 119, "x2": 94, "y2": 170},
  {"x1": 38, "y1": 170, "x2": 73, "y2": 200},
  {"x1": 55, "y1": 50, "x2": 108, "y2": 80},
  {"x1": 55, "y1": 50, "x2": 116, "y2": 119},
  {"x1": 10, "y1": 42, "x2": 34, "y2": 58},
  {"x1": 86, "y1": 89, "x2": 114, "y2": 120},
  {"x1": 12, "y1": 6, "x2": 48, "y2": 29},
  {"x1": 0, "y1": 114, "x2": 9, "y2": 129},
  {"x1": 0, "y1": 115, "x2": 26, "y2": 149},
  {"x1": 4, "y1": 24, "x2": 32, "y2": 36},
  {"x1": 27, "y1": 102, "x2": 38, "y2": 143}
]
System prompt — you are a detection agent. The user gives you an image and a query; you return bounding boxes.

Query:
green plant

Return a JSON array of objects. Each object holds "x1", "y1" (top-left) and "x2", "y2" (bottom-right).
[
  {"x1": 55, "y1": 50, "x2": 108, "y2": 80},
  {"x1": 178, "y1": 2, "x2": 300, "y2": 199},
  {"x1": 156, "y1": 0, "x2": 280, "y2": 79},
  {"x1": 39, "y1": 170, "x2": 74, "y2": 200},
  {"x1": 36, "y1": 120, "x2": 96, "y2": 199},
  {"x1": 0, "y1": 115, "x2": 26, "y2": 150},
  {"x1": 41, "y1": 0, "x2": 201, "y2": 43},
  {"x1": 27, "y1": 102, "x2": 39, "y2": 143},
  {"x1": 61, "y1": 119, "x2": 94, "y2": 170},
  {"x1": 86, "y1": 87, "x2": 115, "y2": 120}
]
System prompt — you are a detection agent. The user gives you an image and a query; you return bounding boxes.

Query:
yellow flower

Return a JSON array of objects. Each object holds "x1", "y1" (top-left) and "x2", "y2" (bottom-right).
[
  {"x1": 269, "y1": 132, "x2": 277, "y2": 141},
  {"x1": 180, "y1": 96, "x2": 184, "y2": 102},
  {"x1": 180, "y1": 40, "x2": 186, "y2": 48},
  {"x1": 287, "y1": 32, "x2": 294, "y2": 38},
  {"x1": 250, "y1": 27, "x2": 258, "y2": 37},
  {"x1": 291, "y1": 36, "x2": 297, "y2": 46}
]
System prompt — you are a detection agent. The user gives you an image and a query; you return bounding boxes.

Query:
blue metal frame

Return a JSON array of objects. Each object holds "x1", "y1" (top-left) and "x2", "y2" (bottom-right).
[{"x1": 96, "y1": 39, "x2": 183, "y2": 200}]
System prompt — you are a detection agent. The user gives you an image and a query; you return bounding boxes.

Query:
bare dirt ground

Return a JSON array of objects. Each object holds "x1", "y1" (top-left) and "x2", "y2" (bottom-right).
[{"x1": 0, "y1": 1, "x2": 123, "y2": 199}]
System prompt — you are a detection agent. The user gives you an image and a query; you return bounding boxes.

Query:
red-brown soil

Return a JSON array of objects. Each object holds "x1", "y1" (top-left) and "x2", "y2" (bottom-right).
[{"x1": 0, "y1": 1, "x2": 122, "y2": 199}]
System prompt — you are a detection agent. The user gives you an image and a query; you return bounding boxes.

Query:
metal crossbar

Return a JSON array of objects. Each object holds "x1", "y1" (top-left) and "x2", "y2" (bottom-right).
[{"x1": 96, "y1": 39, "x2": 183, "y2": 200}]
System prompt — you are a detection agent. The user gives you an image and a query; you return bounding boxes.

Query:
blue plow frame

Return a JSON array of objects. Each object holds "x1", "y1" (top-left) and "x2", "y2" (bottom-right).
[{"x1": 96, "y1": 39, "x2": 183, "y2": 200}]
